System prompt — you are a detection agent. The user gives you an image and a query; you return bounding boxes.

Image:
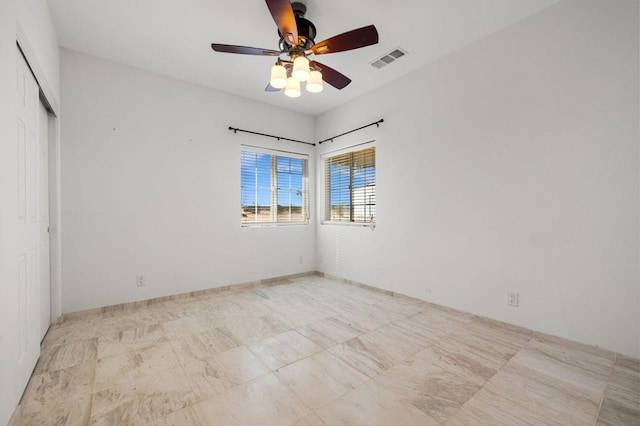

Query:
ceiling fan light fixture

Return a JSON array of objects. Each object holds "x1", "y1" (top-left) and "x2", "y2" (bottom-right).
[
  {"x1": 292, "y1": 56, "x2": 310, "y2": 81},
  {"x1": 270, "y1": 64, "x2": 287, "y2": 89},
  {"x1": 284, "y1": 77, "x2": 301, "y2": 98},
  {"x1": 306, "y1": 70, "x2": 323, "y2": 93}
]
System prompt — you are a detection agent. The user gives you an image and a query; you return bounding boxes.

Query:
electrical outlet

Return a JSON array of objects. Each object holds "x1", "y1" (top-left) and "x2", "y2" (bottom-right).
[
  {"x1": 136, "y1": 275, "x2": 145, "y2": 287},
  {"x1": 507, "y1": 291, "x2": 519, "y2": 307}
]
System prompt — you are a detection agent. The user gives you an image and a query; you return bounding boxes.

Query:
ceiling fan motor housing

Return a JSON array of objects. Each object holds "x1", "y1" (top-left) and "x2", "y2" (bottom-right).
[
  {"x1": 294, "y1": 17, "x2": 316, "y2": 49},
  {"x1": 291, "y1": 2, "x2": 307, "y2": 17},
  {"x1": 278, "y1": 2, "x2": 316, "y2": 50}
]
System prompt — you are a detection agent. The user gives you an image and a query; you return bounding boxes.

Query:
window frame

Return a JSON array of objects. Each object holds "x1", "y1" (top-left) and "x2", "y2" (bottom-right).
[
  {"x1": 240, "y1": 145, "x2": 309, "y2": 227},
  {"x1": 321, "y1": 142, "x2": 376, "y2": 226}
]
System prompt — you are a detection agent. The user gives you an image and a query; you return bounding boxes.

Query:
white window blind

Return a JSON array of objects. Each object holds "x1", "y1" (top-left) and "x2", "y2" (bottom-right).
[
  {"x1": 241, "y1": 148, "x2": 309, "y2": 225},
  {"x1": 324, "y1": 146, "x2": 376, "y2": 223}
]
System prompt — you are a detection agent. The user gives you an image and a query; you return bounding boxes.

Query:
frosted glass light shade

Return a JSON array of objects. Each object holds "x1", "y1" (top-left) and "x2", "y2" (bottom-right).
[
  {"x1": 284, "y1": 77, "x2": 301, "y2": 98},
  {"x1": 306, "y1": 70, "x2": 323, "y2": 93},
  {"x1": 292, "y1": 56, "x2": 310, "y2": 81},
  {"x1": 269, "y1": 64, "x2": 287, "y2": 89}
]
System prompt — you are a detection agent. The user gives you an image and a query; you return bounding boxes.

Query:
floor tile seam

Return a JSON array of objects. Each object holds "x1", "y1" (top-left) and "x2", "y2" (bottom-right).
[
  {"x1": 593, "y1": 351, "x2": 631, "y2": 424},
  {"x1": 516, "y1": 344, "x2": 614, "y2": 387},
  {"x1": 243, "y1": 328, "x2": 325, "y2": 371},
  {"x1": 97, "y1": 336, "x2": 177, "y2": 365},
  {"x1": 243, "y1": 339, "x2": 292, "y2": 375},
  {"x1": 469, "y1": 324, "x2": 533, "y2": 355},
  {"x1": 269, "y1": 353, "x2": 338, "y2": 414},
  {"x1": 523, "y1": 339, "x2": 618, "y2": 374},
  {"x1": 309, "y1": 301, "x2": 409, "y2": 330},
  {"x1": 336, "y1": 308, "x2": 463, "y2": 365},
  {"x1": 392, "y1": 336, "x2": 500, "y2": 413},
  {"x1": 167, "y1": 336, "x2": 193, "y2": 371},
  {"x1": 40, "y1": 333, "x2": 98, "y2": 354},
  {"x1": 610, "y1": 363, "x2": 640, "y2": 385},
  {"x1": 486, "y1": 350, "x2": 604, "y2": 424},
  {"x1": 340, "y1": 334, "x2": 440, "y2": 382},
  {"x1": 188, "y1": 370, "x2": 283, "y2": 418},
  {"x1": 468, "y1": 348, "x2": 531, "y2": 412},
  {"x1": 115, "y1": 374, "x2": 196, "y2": 425},
  {"x1": 180, "y1": 346, "x2": 273, "y2": 410},
  {"x1": 301, "y1": 369, "x2": 380, "y2": 416},
  {"x1": 309, "y1": 355, "x2": 461, "y2": 426},
  {"x1": 504, "y1": 358, "x2": 612, "y2": 410},
  {"x1": 446, "y1": 316, "x2": 478, "y2": 335},
  {"x1": 394, "y1": 340, "x2": 439, "y2": 367},
  {"x1": 412, "y1": 315, "x2": 480, "y2": 348},
  {"x1": 424, "y1": 341, "x2": 504, "y2": 383},
  {"x1": 161, "y1": 323, "x2": 203, "y2": 342},
  {"x1": 347, "y1": 303, "x2": 419, "y2": 334},
  {"x1": 167, "y1": 332, "x2": 243, "y2": 369},
  {"x1": 326, "y1": 344, "x2": 385, "y2": 380},
  {"x1": 87, "y1": 338, "x2": 101, "y2": 424},
  {"x1": 96, "y1": 335, "x2": 171, "y2": 360},
  {"x1": 439, "y1": 343, "x2": 515, "y2": 425},
  {"x1": 293, "y1": 314, "x2": 347, "y2": 336},
  {"x1": 604, "y1": 382, "x2": 640, "y2": 408},
  {"x1": 36, "y1": 338, "x2": 100, "y2": 377},
  {"x1": 169, "y1": 334, "x2": 201, "y2": 389},
  {"x1": 592, "y1": 392, "x2": 605, "y2": 426},
  {"x1": 448, "y1": 384, "x2": 560, "y2": 426}
]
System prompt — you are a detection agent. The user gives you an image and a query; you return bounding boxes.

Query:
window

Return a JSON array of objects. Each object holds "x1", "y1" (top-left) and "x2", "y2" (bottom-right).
[
  {"x1": 241, "y1": 147, "x2": 309, "y2": 225},
  {"x1": 324, "y1": 146, "x2": 376, "y2": 223}
]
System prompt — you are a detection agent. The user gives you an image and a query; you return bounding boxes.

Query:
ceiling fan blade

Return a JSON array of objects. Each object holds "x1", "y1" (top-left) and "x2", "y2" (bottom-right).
[
  {"x1": 311, "y1": 61, "x2": 351, "y2": 90},
  {"x1": 265, "y1": 83, "x2": 281, "y2": 92},
  {"x1": 211, "y1": 43, "x2": 280, "y2": 56},
  {"x1": 265, "y1": 0, "x2": 298, "y2": 46},
  {"x1": 311, "y1": 25, "x2": 379, "y2": 55}
]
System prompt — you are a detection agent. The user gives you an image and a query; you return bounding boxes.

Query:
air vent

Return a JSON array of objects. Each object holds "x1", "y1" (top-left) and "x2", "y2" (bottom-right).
[{"x1": 371, "y1": 48, "x2": 408, "y2": 69}]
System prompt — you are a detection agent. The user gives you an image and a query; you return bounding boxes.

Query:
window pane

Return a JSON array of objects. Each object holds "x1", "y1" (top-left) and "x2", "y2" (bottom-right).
[
  {"x1": 241, "y1": 149, "x2": 308, "y2": 225},
  {"x1": 324, "y1": 147, "x2": 376, "y2": 223},
  {"x1": 241, "y1": 151, "x2": 273, "y2": 223},
  {"x1": 276, "y1": 156, "x2": 305, "y2": 222}
]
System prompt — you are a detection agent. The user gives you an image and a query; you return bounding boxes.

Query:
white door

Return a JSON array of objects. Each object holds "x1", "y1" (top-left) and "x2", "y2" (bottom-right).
[
  {"x1": 39, "y1": 101, "x2": 50, "y2": 340},
  {"x1": 15, "y1": 47, "x2": 42, "y2": 388}
]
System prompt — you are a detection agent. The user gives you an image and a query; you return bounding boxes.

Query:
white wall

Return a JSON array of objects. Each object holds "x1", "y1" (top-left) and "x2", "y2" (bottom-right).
[
  {"x1": 0, "y1": 0, "x2": 59, "y2": 423},
  {"x1": 16, "y1": 0, "x2": 60, "y2": 108},
  {"x1": 60, "y1": 49, "x2": 316, "y2": 313},
  {"x1": 315, "y1": 0, "x2": 639, "y2": 357}
]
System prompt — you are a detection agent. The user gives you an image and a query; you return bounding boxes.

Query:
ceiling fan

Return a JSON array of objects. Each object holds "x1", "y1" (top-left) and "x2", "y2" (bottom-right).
[{"x1": 210, "y1": 0, "x2": 379, "y2": 98}]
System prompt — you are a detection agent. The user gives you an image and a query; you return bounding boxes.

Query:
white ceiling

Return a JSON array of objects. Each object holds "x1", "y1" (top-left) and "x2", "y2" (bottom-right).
[{"x1": 47, "y1": 0, "x2": 559, "y2": 116}]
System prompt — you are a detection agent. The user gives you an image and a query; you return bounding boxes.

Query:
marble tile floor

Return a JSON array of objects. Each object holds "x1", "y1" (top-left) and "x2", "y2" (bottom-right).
[{"x1": 10, "y1": 275, "x2": 640, "y2": 425}]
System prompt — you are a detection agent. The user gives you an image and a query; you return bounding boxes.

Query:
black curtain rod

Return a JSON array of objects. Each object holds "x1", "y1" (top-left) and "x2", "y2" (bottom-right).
[
  {"x1": 318, "y1": 119, "x2": 384, "y2": 145},
  {"x1": 228, "y1": 126, "x2": 315, "y2": 147}
]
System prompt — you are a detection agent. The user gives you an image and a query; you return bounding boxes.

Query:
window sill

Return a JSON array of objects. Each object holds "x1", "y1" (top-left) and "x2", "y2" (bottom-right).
[
  {"x1": 321, "y1": 221, "x2": 376, "y2": 229},
  {"x1": 241, "y1": 222, "x2": 310, "y2": 228}
]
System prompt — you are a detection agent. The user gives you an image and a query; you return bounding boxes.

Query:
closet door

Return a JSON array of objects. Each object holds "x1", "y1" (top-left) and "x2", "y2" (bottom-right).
[{"x1": 15, "y1": 46, "x2": 42, "y2": 390}]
